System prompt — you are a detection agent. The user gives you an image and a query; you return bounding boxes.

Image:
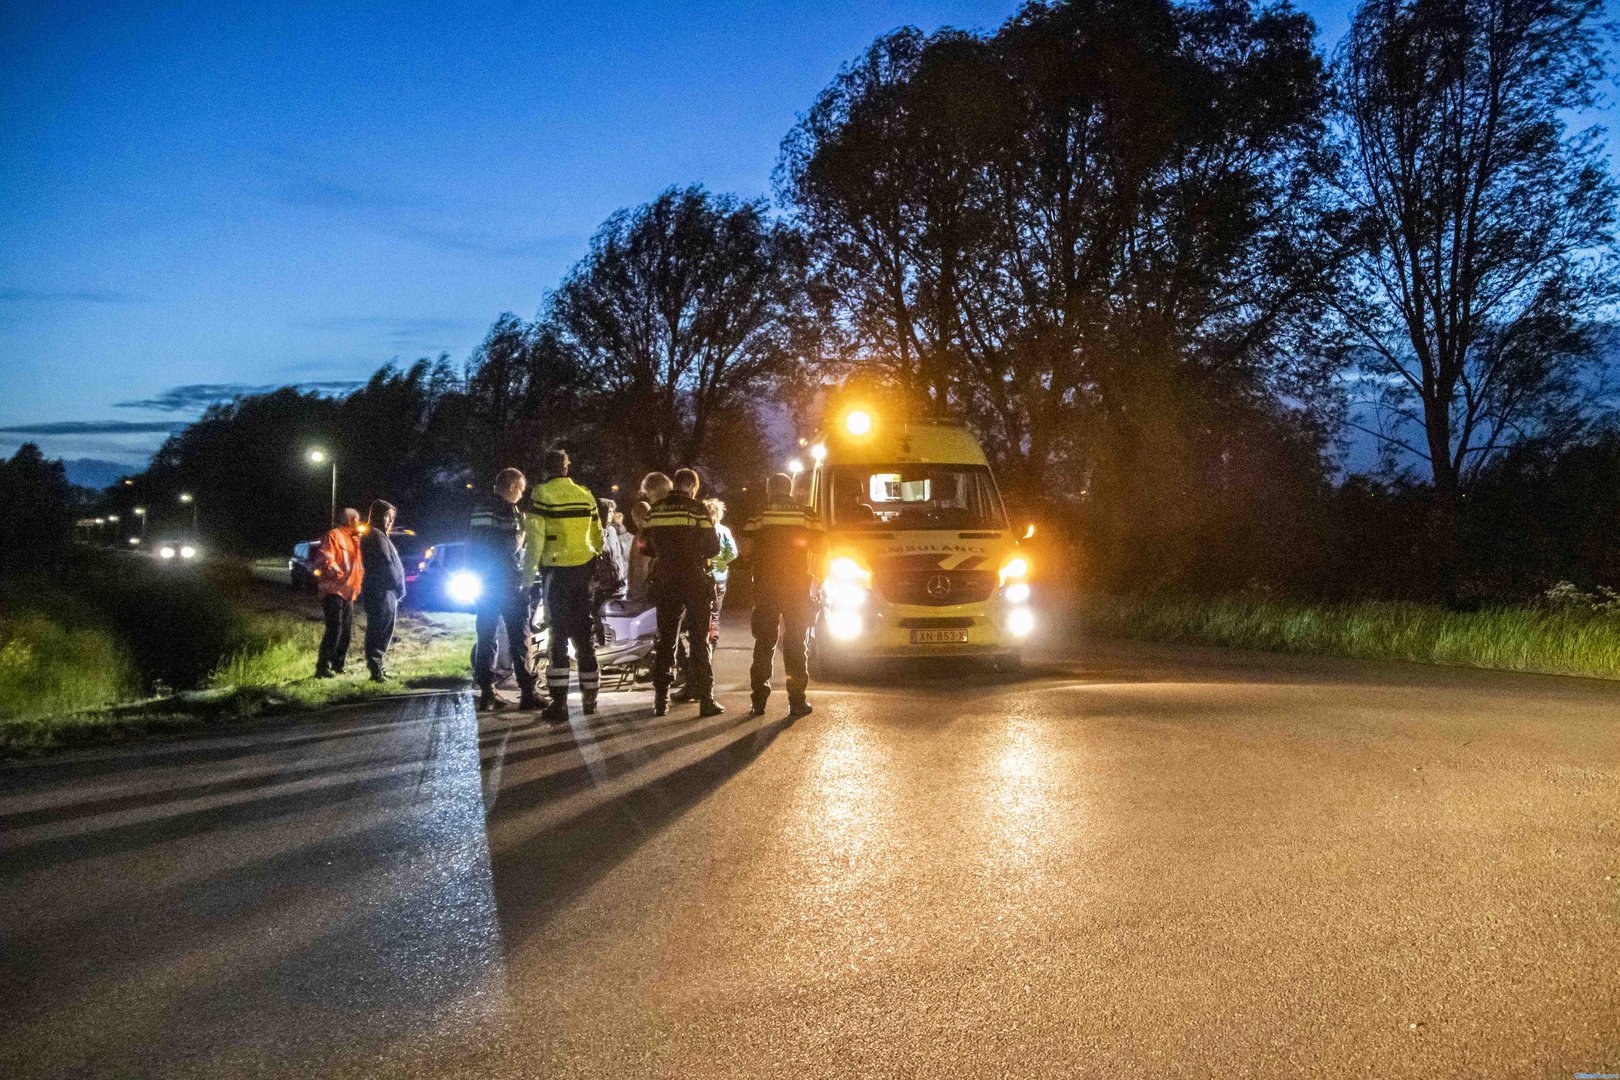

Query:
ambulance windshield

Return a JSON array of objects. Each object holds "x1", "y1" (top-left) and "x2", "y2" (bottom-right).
[{"x1": 827, "y1": 464, "x2": 1006, "y2": 530}]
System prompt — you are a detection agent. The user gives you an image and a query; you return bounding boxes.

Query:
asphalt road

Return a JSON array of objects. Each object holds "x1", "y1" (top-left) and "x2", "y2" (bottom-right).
[{"x1": 3, "y1": 626, "x2": 1617, "y2": 1078}]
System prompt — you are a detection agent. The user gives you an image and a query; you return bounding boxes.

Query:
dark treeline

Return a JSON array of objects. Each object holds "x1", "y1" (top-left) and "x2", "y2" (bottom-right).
[{"x1": 41, "y1": 0, "x2": 1620, "y2": 602}]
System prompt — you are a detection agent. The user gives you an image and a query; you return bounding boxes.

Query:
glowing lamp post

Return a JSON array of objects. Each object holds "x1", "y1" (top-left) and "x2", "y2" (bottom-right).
[
  {"x1": 179, "y1": 492, "x2": 197, "y2": 531},
  {"x1": 308, "y1": 449, "x2": 337, "y2": 526},
  {"x1": 133, "y1": 506, "x2": 146, "y2": 537}
]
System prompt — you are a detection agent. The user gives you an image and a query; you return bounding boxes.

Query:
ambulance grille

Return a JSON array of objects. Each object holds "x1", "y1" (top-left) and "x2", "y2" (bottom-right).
[{"x1": 877, "y1": 569, "x2": 996, "y2": 606}]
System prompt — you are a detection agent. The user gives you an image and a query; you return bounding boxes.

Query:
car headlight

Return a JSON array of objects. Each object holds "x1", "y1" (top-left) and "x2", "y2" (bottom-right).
[
  {"x1": 447, "y1": 571, "x2": 484, "y2": 606},
  {"x1": 1003, "y1": 582, "x2": 1031, "y2": 605},
  {"x1": 159, "y1": 546, "x2": 176, "y2": 559},
  {"x1": 824, "y1": 579, "x2": 867, "y2": 609},
  {"x1": 180, "y1": 545, "x2": 197, "y2": 559}
]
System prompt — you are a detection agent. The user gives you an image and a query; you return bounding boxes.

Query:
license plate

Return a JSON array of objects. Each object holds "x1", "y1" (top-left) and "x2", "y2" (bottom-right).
[{"x1": 910, "y1": 629, "x2": 969, "y2": 644}]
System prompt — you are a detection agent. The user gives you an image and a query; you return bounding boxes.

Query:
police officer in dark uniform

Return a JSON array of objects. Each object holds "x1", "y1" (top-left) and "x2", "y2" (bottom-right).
[
  {"x1": 739, "y1": 471, "x2": 824, "y2": 717},
  {"x1": 468, "y1": 467, "x2": 545, "y2": 714},
  {"x1": 644, "y1": 468, "x2": 722, "y2": 718}
]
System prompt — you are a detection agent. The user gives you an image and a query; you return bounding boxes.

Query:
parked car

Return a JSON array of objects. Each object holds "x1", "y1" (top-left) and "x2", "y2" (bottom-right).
[
  {"x1": 288, "y1": 538, "x2": 324, "y2": 592},
  {"x1": 154, "y1": 539, "x2": 202, "y2": 564}
]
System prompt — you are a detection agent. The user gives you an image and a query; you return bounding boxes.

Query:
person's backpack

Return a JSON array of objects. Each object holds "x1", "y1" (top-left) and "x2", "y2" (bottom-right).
[{"x1": 592, "y1": 546, "x2": 625, "y2": 598}]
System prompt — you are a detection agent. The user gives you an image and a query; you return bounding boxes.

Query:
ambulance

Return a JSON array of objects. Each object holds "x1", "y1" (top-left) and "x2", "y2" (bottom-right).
[{"x1": 804, "y1": 407, "x2": 1034, "y2": 671}]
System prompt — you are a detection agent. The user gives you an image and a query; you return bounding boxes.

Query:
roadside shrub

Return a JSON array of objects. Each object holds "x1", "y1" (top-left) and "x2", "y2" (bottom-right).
[{"x1": 0, "y1": 609, "x2": 136, "y2": 719}]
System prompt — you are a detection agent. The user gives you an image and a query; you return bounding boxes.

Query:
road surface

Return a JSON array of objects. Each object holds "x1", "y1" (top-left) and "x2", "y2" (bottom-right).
[{"x1": 2, "y1": 627, "x2": 1617, "y2": 1078}]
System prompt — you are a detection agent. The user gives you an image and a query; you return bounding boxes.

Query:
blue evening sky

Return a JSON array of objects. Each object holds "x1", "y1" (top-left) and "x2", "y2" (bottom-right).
[{"x1": 0, "y1": 0, "x2": 1607, "y2": 477}]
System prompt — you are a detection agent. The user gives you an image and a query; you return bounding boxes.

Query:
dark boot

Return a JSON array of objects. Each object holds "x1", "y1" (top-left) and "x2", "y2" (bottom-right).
[
  {"x1": 517, "y1": 687, "x2": 546, "y2": 711},
  {"x1": 315, "y1": 664, "x2": 334, "y2": 680},
  {"x1": 788, "y1": 698, "x2": 813, "y2": 718},
  {"x1": 582, "y1": 690, "x2": 598, "y2": 716},
  {"x1": 653, "y1": 686, "x2": 668, "y2": 718},
  {"x1": 698, "y1": 698, "x2": 725, "y2": 718},
  {"x1": 749, "y1": 694, "x2": 768, "y2": 717},
  {"x1": 478, "y1": 685, "x2": 507, "y2": 712},
  {"x1": 540, "y1": 699, "x2": 569, "y2": 726}
]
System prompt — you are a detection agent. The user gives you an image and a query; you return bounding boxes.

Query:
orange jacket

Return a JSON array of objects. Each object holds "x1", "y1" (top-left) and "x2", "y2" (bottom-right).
[{"x1": 316, "y1": 526, "x2": 364, "y2": 601}]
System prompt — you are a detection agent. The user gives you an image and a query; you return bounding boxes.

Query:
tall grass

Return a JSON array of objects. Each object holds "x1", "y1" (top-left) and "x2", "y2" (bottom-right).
[
  {"x1": 1086, "y1": 595, "x2": 1620, "y2": 680},
  {"x1": 0, "y1": 610, "x2": 136, "y2": 719}
]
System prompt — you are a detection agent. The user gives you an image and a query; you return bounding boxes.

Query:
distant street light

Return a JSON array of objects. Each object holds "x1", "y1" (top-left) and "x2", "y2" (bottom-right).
[
  {"x1": 179, "y1": 492, "x2": 198, "y2": 531},
  {"x1": 308, "y1": 449, "x2": 337, "y2": 526},
  {"x1": 107, "y1": 514, "x2": 120, "y2": 524},
  {"x1": 787, "y1": 458, "x2": 805, "y2": 476},
  {"x1": 133, "y1": 506, "x2": 146, "y2": 536}
]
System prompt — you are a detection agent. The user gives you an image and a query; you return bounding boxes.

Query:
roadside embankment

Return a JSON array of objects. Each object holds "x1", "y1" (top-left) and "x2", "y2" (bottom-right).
[
  {"x1": 1084, "y1": 590, "x2": 1620, "y2": 681},
  {"x1": 0, "y1": 550, "x2": 472, "y2": 756}
]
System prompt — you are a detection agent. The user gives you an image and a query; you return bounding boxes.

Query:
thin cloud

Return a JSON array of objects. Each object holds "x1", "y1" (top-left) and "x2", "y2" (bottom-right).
[
  {"x1": 115, "y1": 381, "x2": 365, "y2": 412},
  {"x1": 0, "y1": 287, "x2": 144, "y2": 304},
  {"x1": 296, "y1": 315, "x2": 481, "y2": 343},
  {"x1": 0, "y1": 420, "x2": 189, "y2": 435}
]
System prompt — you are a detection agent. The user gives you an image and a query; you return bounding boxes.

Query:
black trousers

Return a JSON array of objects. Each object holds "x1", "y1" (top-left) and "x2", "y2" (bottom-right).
[
  {"x1": 673, "y1": 579, "x2": 723, "y2": 684},
  {"x1": 318, "y1": 594, "x2": 353, "y2": 673},
  {"x1": 653, "y1": 578, "x2": 715, "y2": 698},
  {"x1": 543, "y1": 562, "x2": 599, "y2": 703},
  {"x1": 751, "y1": 587, "x2": 812, "y2": 706},
  {"x1": 363, "y1": 592, "x2": 398, "y2": 675},
  {"x1": 473, "y1": 583, "x2": 535, "y2": 693}
]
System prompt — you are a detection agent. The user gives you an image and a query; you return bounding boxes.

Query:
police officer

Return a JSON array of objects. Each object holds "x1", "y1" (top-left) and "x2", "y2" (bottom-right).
[
  {"x1": 469, "y1": 467, "x2": 544, "y2": 713},
  {"x1": 644, "y1": 468, "x2": 722, "y2": 718},
  {"x1": 525, "y1": 448, "x2": 604, "y2": 722},
  {"x1": 739, "y1": 471, "x2": 823, "y2": 717}
]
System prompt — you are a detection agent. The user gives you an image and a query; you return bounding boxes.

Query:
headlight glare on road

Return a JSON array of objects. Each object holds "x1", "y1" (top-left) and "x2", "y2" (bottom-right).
[
  {"x1": 159, "y1": 546, "x2": 176, "y2": 560},
  {"x1": 1007, "y1": 606, "x2": 1036, "y2": 638},
  {"x1": 180, "y1": 545, "x2": 197, "y2": 559},
  {"x1": 826, "y1": 608, "x2": 863, "y2": 641},
  {"x1": 447, "y1": 571, "x2": 484, "y2": 606},
  {"x1": 824, "y1": 579, "x2": 867, "y2": 610},
  {"x1": 1003, "y1": 582, "x2": 1031, "y2": 605}
]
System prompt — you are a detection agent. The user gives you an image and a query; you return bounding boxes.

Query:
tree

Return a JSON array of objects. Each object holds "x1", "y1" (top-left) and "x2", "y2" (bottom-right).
[
  {"x1": 780, "y1": 0, "x2": 1344, "y2": 585},
  {"x1": 543, "y1": 186, "x2": 813, "y2": 473},
  {"x1": 1336, "y1": 0, "x2": 1618, "y2": 512},
  {"x1": 0, "y1": 444, "x2": 78, "y2": 574}
]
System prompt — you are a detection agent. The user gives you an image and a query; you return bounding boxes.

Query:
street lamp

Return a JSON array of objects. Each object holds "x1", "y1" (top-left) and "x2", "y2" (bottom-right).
[
  {"x1": 133, "y1": 506, "x2": 146, "y2": 536},
  {"x1": 308, "y1": 449, "x2": 337, "y2": 525},
  {"x1": 787, "y1": 458, "x2": 805, "y2": 476},
  {"x1": 179, "y1": 492, "x2": 197, "y2": 531}
]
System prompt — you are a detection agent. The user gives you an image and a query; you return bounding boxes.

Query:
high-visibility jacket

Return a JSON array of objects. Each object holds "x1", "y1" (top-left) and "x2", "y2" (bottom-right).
[
  {"x1": 644, "y1": 492, "x2": 720, "y2": 589},
  {"x1": 741, "y1": 499, "x2": 823, "y2": 594},
  {"x1": 524, "y1": 475, "x2": 604, "y2": 578},
  {"x1": 316, "y1": 525, "x2": 364, "y2": 601}
]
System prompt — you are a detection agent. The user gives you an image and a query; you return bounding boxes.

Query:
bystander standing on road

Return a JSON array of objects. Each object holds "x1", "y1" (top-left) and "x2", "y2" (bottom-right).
[
  {"x1": 469, "y1": 468, "x2": 544, "y2": 713},
  {"x1": 598, "y1": 498, "x2": 630, "y2": 595},
  {"x1": 740, "y1": 472, "x2": 823, "y2": 717},
  {"x1": 314, "y1": 508, "x2": 364, "y2": 679},
  {"x1": 359, "y1": 499, "x2": 405, "y2": 682}
]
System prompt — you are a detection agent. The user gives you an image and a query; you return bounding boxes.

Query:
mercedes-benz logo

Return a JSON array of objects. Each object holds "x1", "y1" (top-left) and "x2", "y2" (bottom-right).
[{"x1": 926, "y1": 574, "x2": 952, "y2": 599}]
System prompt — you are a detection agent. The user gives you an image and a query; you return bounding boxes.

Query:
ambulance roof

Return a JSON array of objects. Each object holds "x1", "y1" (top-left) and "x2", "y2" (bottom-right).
[{"x1": 823, "y1": 419, "x2": 989, "y2": 467}]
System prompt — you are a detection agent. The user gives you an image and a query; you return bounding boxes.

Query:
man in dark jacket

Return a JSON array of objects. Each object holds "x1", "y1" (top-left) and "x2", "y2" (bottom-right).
[
  {"x1": 359, "y1": 500, "x2": 406, "y2": 682},
  {"x1": 468, "y1": 467, "x2": 545, "y2": 713},
  {"x1": 643, "y1": 468, "x2": 722, "y2": 717},
  {"x1": 739, "y1": 472, "x2": 824, "y2": 717}
]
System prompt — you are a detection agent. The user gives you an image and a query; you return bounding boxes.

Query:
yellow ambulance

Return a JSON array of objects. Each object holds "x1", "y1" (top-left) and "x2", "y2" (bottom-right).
[{"x1": 803, "y1": 407, "x2": 1034, "y2": 671}]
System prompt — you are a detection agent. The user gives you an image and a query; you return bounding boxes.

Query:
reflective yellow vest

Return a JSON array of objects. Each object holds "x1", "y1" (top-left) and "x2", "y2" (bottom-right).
[{"x1": 524, "y1": 475, "x2": 604, "y2": 577}]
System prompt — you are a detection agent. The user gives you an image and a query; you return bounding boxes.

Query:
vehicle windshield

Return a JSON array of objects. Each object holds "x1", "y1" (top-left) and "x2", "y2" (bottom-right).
[{"x1": 827, "y1": 464, "x2": 1006, "y2": 531}]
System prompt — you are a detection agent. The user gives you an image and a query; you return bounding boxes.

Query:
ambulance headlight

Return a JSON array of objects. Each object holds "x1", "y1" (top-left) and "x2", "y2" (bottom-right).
[
  {"x1": 998, "y1": 556, "x2": 1030, "y2": 584},
  {"x1": 827, "y1": 556, "x2": 871, "y2": 585},
  {"x1": 826, "y1": 609, "x2": 863, "y2": 641},
  {"x1": 447, "y1": 571, "x2": 484, "y2": 606},
  {"x1": 1007, "y1": 607, "x2": 1036, "y2": 638},
  {"x1": 824, "y1": 579, "x2": 867, "y2": 610},
  {"x1": 1003, "y1": 582, "x2": 1031, "y2": 605},
  {"x1": 180, "y1": 545, "x2": 197, "y2": 560},
  {"x1": 159, "y1": 545, "x2": 177, "y2": 560}
]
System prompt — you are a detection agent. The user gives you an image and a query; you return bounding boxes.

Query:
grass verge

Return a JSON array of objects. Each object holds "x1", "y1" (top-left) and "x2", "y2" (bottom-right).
[
  {"x1": 1085, "y1": 594, "x2": 1620, "y2": 680},
  {"x1": 1, "y1": 554, "x2": 473, "y2": 757}
]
